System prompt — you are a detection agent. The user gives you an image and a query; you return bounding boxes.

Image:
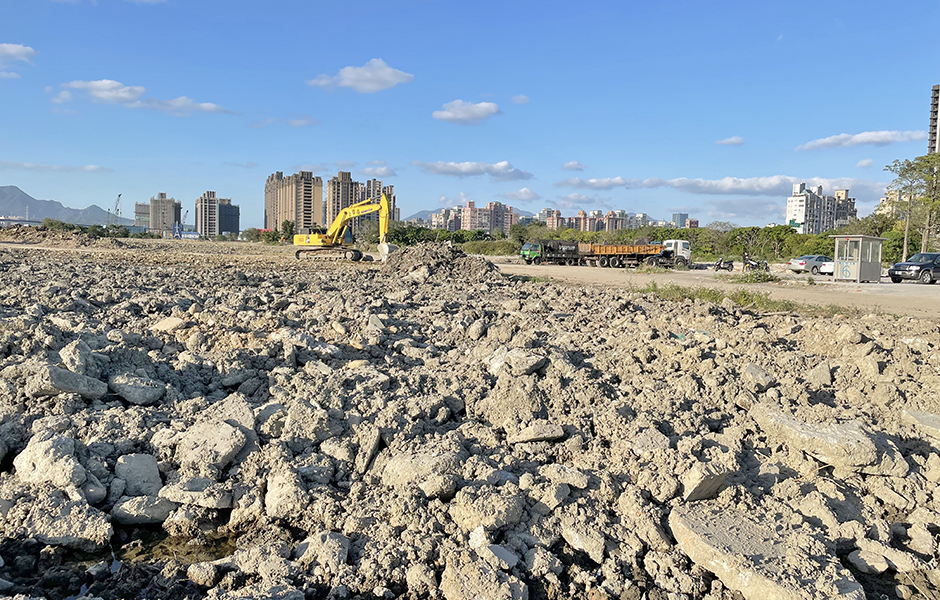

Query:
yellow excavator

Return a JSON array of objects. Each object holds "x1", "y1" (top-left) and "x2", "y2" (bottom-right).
[{"x1": 293, "y1": 193, "x2": 397, "y2": 262}]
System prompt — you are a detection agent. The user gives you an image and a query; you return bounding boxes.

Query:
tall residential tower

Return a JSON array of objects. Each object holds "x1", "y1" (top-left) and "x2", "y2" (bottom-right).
[{"x1": 264, "y1": 171, "x2": 323, "y2": 233}]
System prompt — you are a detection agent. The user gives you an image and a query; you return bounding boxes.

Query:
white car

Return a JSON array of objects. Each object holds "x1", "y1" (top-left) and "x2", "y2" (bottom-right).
[
  {"x1": 787, "y1": 255, "x2": 832, "y2": 275},
  {"x1": 820, "y1": 261, "x2": 834, "y2": 275}
]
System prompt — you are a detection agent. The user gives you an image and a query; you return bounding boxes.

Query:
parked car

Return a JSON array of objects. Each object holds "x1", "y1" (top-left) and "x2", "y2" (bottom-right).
[
  {"x1": 888, "y1": 252, "x2": 940, "y2": 284},
  {"x1": 787, "y1": 255, "x2": 832, "y2": 275},
  {"x1": 820, "y1": 261, "x2": 834, "y2": 275}
]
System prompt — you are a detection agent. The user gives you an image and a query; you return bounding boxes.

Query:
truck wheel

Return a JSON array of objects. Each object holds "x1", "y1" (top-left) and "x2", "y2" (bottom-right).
[
  {"x1": 609, "y1": 257, "x2": 622, "y2": 268},
  {"x1": 646, "y1": 257, "x2": 658, "y2": 266},
  {"x1": 351, "y1": 250, "x2": 363, "y2": 262},
  {"x1": 565, "y1": 259, "x2": 575, "y2": 266},
  {"x1": 524, "y1": 259, "x2": 531, "y2": 265},
  {"x1": 598, "y1": 256, "x2": 610, "y2": 268},
  {"x1": 675, "y1": 257, "x2": 688, "y2": 270}
]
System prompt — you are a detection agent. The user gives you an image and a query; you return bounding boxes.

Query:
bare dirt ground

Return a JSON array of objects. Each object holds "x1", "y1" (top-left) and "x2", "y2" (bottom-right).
[{"x1": 491, "y1": 258, "x2": 940, "y2": 321}]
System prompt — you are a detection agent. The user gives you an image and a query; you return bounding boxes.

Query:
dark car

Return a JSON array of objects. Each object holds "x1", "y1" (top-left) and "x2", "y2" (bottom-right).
[{"x1": 888, "y1": 252, "x2": 940, "y2": 284}]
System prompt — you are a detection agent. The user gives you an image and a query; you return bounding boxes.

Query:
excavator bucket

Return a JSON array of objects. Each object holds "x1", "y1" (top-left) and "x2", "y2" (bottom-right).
[{"x1": 378, "y1": 242, "x2": 398, "y2": 262}]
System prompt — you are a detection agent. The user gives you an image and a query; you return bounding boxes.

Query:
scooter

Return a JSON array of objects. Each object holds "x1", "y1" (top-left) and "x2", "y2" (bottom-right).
[
  {"x1": 713, "y1": 258, "x2": 734, "y2": 272},
  {"x1": 743, "y1": 258, "x2": 769, "y2": 272}
]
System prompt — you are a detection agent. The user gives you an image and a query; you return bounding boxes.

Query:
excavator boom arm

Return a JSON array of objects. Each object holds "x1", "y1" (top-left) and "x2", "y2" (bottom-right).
[{"x1": 325, "y1": 195, "x2": 391, "y2": 244}]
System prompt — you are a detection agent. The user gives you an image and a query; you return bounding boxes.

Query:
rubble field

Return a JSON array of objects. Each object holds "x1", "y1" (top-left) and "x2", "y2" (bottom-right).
[{"x1": 0, "y1": 242, "x2": 939, "y2": 600}]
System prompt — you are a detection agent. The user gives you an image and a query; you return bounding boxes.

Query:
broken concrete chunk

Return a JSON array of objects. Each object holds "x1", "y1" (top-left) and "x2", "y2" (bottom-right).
[
  {"x1": 507, "y1": 422, "x2": 564, "y2": 444},
  {"x1": 13, "y1": 434, "x2": 86, "y2": 488},
  {"x1": 681, "y1": 462, "x2": 727, "y2": 502},
  {"x1": 902, "y1": 409, "x2": 940, "y2": 441},
  {"x1": 294, "y1": 531, "x2": 349, "y2": 572},
  {"x1": 159, "y1": 477, "x2": 233, "y2": 509},
  {"x1": 467, "y1": 320, "x2": 488, "y2": 341},
  {"x1": 539, "y1": 463, "x2": 588, "y2": 489},
  {"x1": 176, "y1": 420, "x2": 247, "y2": 471},
  {"x1": 152, "y1": 316, "x2": 185, "y2": 333},
  {"x1": 481, "y1": 545, "x2": 519, "y2": 570},
  {"x1": 743, "y1": 363, "x2": 776, "y2": 393},
  {"x1": 560, "y1": 519, "x2": 605, "y2": 563},
  {"x1": 441, "y1": 554, "x2": 528, "y2": 600},
  {"x1": 750, "y1": 405, "x2": 878, "y2": 471},
  {"x1": 109, "y1": 373, "x2": 165, "y2": 405},
  {"x1": 115, "y1": 453, "x2": 162, "y2": 497},
  {"x1": 669, "y1": 504, "x2": 864, "y2": 600},
  {"x1": 27, "y1": 365, "x2": 107, "y2": 399},
  {"x1": 112, "y1": 495, "x2": 178, "y2": 525},
  {"x1": 847, "y1": 549, "x2": 890, "y2": 575},
  {"x1": 59, "y1": 339, "x2": 97, "y2": 377},
  {"x1": 806, "y1": 362, "x2": 832, "y2": 388},
  {"x1": 265, "y1": 471, "x2": 308, "y2": 520},
  {"x1": 20, "y1": 496, "x2": 113, "y2": 552},
  {"x1": 487, "y1": 346, "x2": 547, "y2": 376}
]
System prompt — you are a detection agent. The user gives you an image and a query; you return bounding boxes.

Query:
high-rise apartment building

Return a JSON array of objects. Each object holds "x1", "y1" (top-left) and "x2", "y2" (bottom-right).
[
  {"x1": 149, "y1": 192, "x2": 181, "y2": 234},
  {"x1": 326, "y1": 172, "x2": 360, "y2": 226},
  {"x1": 382, "y1": 185, "x2": 400, "y2": 221},
  {"x1": 786, "y1": 183, "x2": 856, "y2": 234},
  {"x1": 264, "y1": 171, "x2": 323, "y2": 233},
  {"x1": 134, "y1": 202, "x2": 150, "y2": 229},
  {"x1": 930, "y1": 84, "x2": 939, "y2": 154},
  {"x1": 196, "y1": 191, "x2": 240, "y2": 237},
  {"x1": 672, "y1": 212, "x2": 689, "y2": 228}
]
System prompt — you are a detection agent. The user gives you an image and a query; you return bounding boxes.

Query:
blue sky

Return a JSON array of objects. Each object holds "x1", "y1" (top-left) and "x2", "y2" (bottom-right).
[{"x1": 1, "y1": 0, "x2": 938, "y2": 228}]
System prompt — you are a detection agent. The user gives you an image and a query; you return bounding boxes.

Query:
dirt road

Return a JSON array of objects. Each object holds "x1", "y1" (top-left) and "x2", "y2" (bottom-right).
[{"x1": 492, "y1": 258, "x2": 938, "y2": 320}]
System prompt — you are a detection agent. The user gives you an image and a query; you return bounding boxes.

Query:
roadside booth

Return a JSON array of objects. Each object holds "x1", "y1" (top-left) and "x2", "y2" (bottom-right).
[{"x1": 829, "y1": 235, "x2": 885, "y2": 283}]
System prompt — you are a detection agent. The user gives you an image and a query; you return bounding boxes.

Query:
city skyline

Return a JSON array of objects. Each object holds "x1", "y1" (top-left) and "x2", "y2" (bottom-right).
[{"x1": 2, "y1": 1, "x2": 938, "y2": 229}]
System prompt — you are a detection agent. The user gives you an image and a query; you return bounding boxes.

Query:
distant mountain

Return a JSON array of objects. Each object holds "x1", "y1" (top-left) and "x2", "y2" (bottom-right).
[
  {"x1": 404, "y1": 207, "x2": 535, "y2": 221},
  {"x1": 0, "y1": 186, "x2": 134, "y2": 226}
]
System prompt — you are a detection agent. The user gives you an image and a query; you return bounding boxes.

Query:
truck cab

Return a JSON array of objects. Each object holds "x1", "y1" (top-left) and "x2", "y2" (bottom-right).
[
  {"x1": 520, "y1": 242, "x2": 542, "y2": 264},
  {"x1": 663, "y1": 239, "x2": 692, "y2": 263}
]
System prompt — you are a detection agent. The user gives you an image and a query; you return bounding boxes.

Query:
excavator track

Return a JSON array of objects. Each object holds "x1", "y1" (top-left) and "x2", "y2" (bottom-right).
[{"x1": 294, "y1": 248, "x2": 363, "y2": 262}]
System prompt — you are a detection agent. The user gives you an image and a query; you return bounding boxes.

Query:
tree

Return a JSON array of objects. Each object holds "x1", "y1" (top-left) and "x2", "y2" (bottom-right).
[
  {"x1": 241, "y1": 228, "x2": 262, "y2": 242},
  {"x1": 280, "y1": 220, "x2": 295, "y2": 241},
  {"x1": 885, "y1": 158, "x2": 924, "y2": 262},
  {"x1": 914, "y1": 153, "x2": 940, "y2": 253},
  {"x1": 704, "y1": 221, "x2": 737, "y2": 232}
]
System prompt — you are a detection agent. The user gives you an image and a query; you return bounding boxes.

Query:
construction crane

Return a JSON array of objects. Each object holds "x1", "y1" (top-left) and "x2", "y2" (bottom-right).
[{"x1": 107, "y1": 194, "x2": 122, "y2": 227}]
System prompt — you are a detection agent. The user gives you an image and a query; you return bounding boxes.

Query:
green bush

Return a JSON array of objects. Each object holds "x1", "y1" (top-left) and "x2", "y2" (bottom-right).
[{"x1": 460, "y1": 240, "x2": 520, "y2": 256}]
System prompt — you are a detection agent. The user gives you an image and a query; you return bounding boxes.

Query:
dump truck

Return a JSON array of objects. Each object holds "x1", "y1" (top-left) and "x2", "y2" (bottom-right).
[{"x1": 520, "y1": 239, "x2": 691, "y2": 268}]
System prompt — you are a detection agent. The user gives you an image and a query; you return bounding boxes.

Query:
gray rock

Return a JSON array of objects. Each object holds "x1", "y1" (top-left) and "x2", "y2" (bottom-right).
[
  {"x1": 669, "y1": 503, "x2": 864, "y2": 600},
  {"x1": 488, "y1": 346, "x2": 547, "y2": 376},
  {"x1": 20, "y1": 496, "x2": 112, "y2": 552},
  {"x1": 806, "y1": 362, "x2": 832, "y2": 387},
  {"x1": 159, "y1": 478, "x2": 233, "y2": 509},
  {"x1": 467, "y1": 320, "x2": 488, "y2": 341},
  {"x1": 481, "y1": 544, "x2": 519, "y2": 570},
  {"x1": 750, "y1": 405, "x2": 878, "y2": 472},
  {"x1": 81, "y1": 472, "x2": 107, "y2": 505},
  {"x1": 176, "y1": 420, "x2": 247, "y2": 471},
  {"x1": 539, "y1": 463, "x2": 588, "y2": 489},
  {"x1": 109, "y1": 373, "x2": 165, "y2": 405},
  {"x1": 27, "y1": 365, "x2": 107, "y2": 399},
  {"x1": 902, "y1": 409, "x2": 940, "y2": 440},
  {"x1": 508, "y1": 422, "x2": 565, "y2": 444},
  {"x1": 265, "y1": 471, "x2": 308, "y2": 520},
  {"x1": 561, "y1": 519, "x2": 605, "y2": 563},
  {"x1": 450, "y1": 488, "x2": 525, "y2": 532},
  {"x1": 441, "y1": 554, "x2": 527, "y2": 600},
  {"x1": 115, "y1": 453, "x2": 162, "y2": 496},
  {"x1": 187, "y1": 562, "x2": 219, "y2": 587},
  {"x1": 59, "y1": 339, "x2": 97, "y2": 376},
  {"x1": 13, "y1": 434, "x2": 86, "y2": 488},
  {"x1": 743, "y1": 363, "x2": 776, "y2": 393},
  {"x1": 112, "y1": 495, "x2": 178, "y2": 525},
  {"x1": 681, "y1": 462, "x2": 728, "y2": 502},
  {"x1": 152, "y1": 316, "x2": 185, "y2": 332},
  {"x1": 294, "y1": 531, "x2": 349, "y2": 572}
]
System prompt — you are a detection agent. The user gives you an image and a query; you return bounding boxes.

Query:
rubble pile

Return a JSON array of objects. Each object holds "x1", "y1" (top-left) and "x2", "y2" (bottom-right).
[
  {"x1": 0, "y1": 225, "x2": 118, "y2": 248},
  {"x1": 0, "y1": 244, "x2": 939, "y2": 600}
]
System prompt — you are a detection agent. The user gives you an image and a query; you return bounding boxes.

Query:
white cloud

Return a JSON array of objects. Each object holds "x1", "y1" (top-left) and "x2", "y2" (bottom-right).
[
  {"x1": 307, "y1": 58, "x2": 414, "y2": 93},
  {"x1": 65, "y1": 79, "x2": 145, "y2": 103},
  {"x1": 562, "y1": 161, "x2": 587, "y2": 171},
  {"x1": 362, "y1": 166, "x2": 397, "y2": 178},
  {"x1": 0, "y1": 160, "x2": 111, "y2": 173},
  {"x1": 512, "y1": 94, "x2": 530, "y2": 105},
  {"x1": 0, "y1": 43, "x2": 36, "y2": 67},
  {"x1": 50, "y1": 90, "x2": 72, "y2": 104},
  {"x1": 716, "y1": 136, "x2": 744, "y2": 146},
  {"x1": 0, "y1": 71, "x2": 20, "y2": 79},
  {"x1": 432, "y1": 100, "x2": 501, "y2": 125},
  {"x1": 555, "y1": 176, "x2": 630, "y2": 190},
  {"x1": 797, "y1": 130, "x2": 927, "y2": 151},
  {"x1": 856, "y1": 158, "x2": 873, "y2": 168},
  {"x1": 501, "y1": 187, "x2": 541, "y2": 203},
  {"x1": 367, "y1": 160, "x2": 387, "y2": 166},
  {"x1": 60, "y1": 79, "x2": 234, "y2": 116},
  {"x1": 413, "y1": 160, "x2": 533, "y2": 182},
  {"x1": 288, "y1": 115, "x2": 318, "y2": 127},
  {"x1": 438, "y1": 192, "x2": 473, "y2": 207}
]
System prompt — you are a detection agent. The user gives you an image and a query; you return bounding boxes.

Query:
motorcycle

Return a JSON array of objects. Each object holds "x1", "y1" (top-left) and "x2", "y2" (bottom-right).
[
  {"x1": 743, "y1": 257, "x2": 769, "y2": 272},
  {"x1": 713, "y1": 258, "x2": 734, "y2": 272}
]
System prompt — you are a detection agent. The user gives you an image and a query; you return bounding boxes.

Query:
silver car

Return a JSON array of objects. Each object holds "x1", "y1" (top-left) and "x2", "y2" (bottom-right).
[{"x1": 787, "y1": 255, "x2": 832, "y2": 275}]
